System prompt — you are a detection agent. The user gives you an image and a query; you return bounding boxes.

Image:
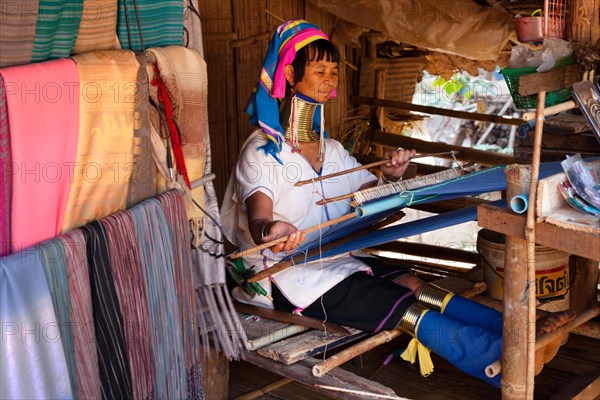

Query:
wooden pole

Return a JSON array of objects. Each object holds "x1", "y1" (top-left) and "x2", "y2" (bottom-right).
[
  {"x1": 524, "y1": 91, "x2": 547, "y2": 400},
  {"x1": 234, "y1": 377, "x2": 293, "y2": 400},
  {"x1": 314, "y1": 384, "x2": 410, "y2": 399},
  {"x1": 502, "y1": 164, "x2": 531, "y2": 400},
  {"x1": 370, "y1": 130, "x2": 515, "y2": 166},
  {"x1": 521, "y1": 100, "x2": 577, "y2": 120},
  {"x1": 295, "y1": 152, "x2": 455, "y2": 187},
  {"x1": 228, "y1": 212, "x2": 355, "y2": 259},
  {"x1": 351, "y1": 96, "x2": 527, "y2": 126}
]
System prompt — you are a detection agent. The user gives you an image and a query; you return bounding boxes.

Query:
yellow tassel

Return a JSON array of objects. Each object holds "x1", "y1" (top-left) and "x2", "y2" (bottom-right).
[
  {"x1": 416, "y1": 341, "x2": 434, "y2": 377},
  {"x1": 400, "y1": 338, "x2": 435, "y2": 377},
  {"x1": 400, "y1": 338, "x2": 418, "y2": 364}
]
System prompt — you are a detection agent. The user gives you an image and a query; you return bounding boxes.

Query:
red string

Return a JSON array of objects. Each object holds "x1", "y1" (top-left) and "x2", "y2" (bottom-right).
[{"x1": 151, "y1": 63, "x2": 191, "y2": 188}]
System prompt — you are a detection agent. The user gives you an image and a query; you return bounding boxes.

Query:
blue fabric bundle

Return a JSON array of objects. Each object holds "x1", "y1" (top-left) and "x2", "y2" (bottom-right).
[{"x1": 416, "y1": 311, "x2": 503, "y2": 387}]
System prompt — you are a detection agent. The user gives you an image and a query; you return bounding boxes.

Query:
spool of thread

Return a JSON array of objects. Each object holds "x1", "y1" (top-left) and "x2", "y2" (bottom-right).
[
  {"x1": 510, "y1": 193, "x2": 529, "y2": 214},
  {"x1": 355, "y1": 195, "x2": 406, "y2": 217}
]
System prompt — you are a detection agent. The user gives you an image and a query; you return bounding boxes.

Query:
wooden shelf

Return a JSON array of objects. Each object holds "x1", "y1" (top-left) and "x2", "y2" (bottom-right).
[{"x1": 477, "y1": 204, "x2": 600, "y2": 262}]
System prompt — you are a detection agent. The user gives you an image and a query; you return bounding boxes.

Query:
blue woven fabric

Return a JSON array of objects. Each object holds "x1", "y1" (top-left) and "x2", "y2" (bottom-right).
[
  {"x1": 443, "y1": 295, "x2": 503, "y2": 333},
  {"x1": 417, "y1": 311, "x2": 502, "y2": 387}
]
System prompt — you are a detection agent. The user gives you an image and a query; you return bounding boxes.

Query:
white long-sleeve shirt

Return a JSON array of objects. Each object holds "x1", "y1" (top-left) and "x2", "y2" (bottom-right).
[{"x1": 221, "y1": 130, "x2": 376, "y2": 308}]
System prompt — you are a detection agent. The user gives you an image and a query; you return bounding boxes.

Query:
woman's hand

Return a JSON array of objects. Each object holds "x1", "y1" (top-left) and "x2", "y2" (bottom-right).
[
  {"x1": 380, "y1": 148, "x2": 416, "y2": 182},
  {"x1": 261, "y1": 220, "x2": 306, "y2": 254}
]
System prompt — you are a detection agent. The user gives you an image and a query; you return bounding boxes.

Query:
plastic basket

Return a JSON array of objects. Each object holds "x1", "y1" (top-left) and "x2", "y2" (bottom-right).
[
  {"x1": 500, "y1": 66, "x2": 573, "y2": 109},
  {"x1": 544, "y1": 0, "x2": 569, "y2": 39}
]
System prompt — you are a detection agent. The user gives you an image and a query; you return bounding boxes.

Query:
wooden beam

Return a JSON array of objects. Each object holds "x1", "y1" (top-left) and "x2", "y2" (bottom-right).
[
  {"x1": 351, "y1": 96, "x2": 527, "y2": 126},
  {"x1": 518, "y1": 64, "x2": 581, "y2": 96},
  {"x1": 549, "y1": 369, "x2": 600, "y2": 400},
  {"x1": 371, "y1": 130, "x2": 516, "y2": 166},
  {"x1": 477, "y1": 205, "x2": 600, "y2": 261},
  {"x1": 242, "y1": 352, "x2": 398, "y2": 399},
  {"x1": 569, "y1": 257, "x2": 600, "y2": 314}
]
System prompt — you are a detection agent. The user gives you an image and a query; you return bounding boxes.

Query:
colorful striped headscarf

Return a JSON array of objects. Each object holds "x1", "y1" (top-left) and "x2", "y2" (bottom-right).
[{"x1": 245, "y1": 20, "x2": 335, "y2": 162}]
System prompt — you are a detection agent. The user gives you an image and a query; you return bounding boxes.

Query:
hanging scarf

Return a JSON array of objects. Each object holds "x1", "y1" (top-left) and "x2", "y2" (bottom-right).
[
  {"x1": 0, "y1": 0, "x2": 38, "y2": 68},
  {"x1": 146, "y1": 46, "x2": 246, "y2": 360},
  {"x1": 72, "y1": 0, "x2": 118, "y2": 55},
  {"x1": 1, "y1": 248, "x2": 74, "y2": 399},
  {"x1": 81, "y1": 221, "x2": 134, "y2": 399},
  {"x1": 117, "y1": 0, "x2": 184, "y2": 51},
  {"x1": 60, "y1": 230, "x2": 102, "y2": 400},
  {"x1": 31, "y1": 0, "x2": 83, "y2": 62},
  {"x1": 1, "y1": 58, "x2": 79, "y2": 252},
  {"x1": 62, "y1": 50, "x2": 139, "y2": 232},
  {"x1": 0, "y1": 76, "x2": 10, "y2": 256},
  {"x1": 244, "y1": 19, "x2": 334, "y2": 162}
]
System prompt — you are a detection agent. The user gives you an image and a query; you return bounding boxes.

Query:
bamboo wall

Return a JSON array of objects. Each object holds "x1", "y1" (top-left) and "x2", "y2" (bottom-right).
[{"x1": 198, "y1": 0, "x2": 351, "y2": 200}]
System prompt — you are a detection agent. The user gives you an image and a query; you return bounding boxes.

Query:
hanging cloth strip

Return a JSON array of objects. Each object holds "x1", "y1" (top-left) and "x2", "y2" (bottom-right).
[
  {"x1": 157, "y1": 190, "x2": 204, "y2": 398},
  {"x1": 147, "y1": 45, "x2": 247, "y2": 359},
  {"x1": 127, "y1": 51, "x2": 157, "y2": 207},
  {"x1": 117, "y1": 0, "x2": 184, "y2": 51},
  {"x1": 0, "y1": 76, "x2": 10, "y2": 256},
  {"x1": 60, "y1": 230, "x2": 102, "y2": 400},
  {"x1": 72, "y1": 0, "x2": 119, "y2": 55},
  {"x1": 0, "y1": 0, "x2": 38, "y2": 68},
  {"x1": 149, "y1": 61, "x2": 191, "y2": 188},
  {"x1": 101, "y1": 212, "x2": 156, "y2": 399},
  {"x1": 183, "y1": 0, "x2": 205, "y2": 59},
  {"x1": 0, "y1": 247, "x2": 74, "y2": 399},
  {"x1": 1, "y1": 58, "x2": 79, "y2": 252},
  {"x1": 62, "y1": 50, "x2": 139, "y2": 232},
  {"x1": 31, "y1": 0, "x2": 83, "y2": 62},
  {"x1": 81, "y1": 220, "x2": 134, "y2": 399},
  {"x1": 38, "y1": 240, "x2": 78, "y2": 395},
  {"x1": 128, "y1": 194, "x2": 191, "y2": 399}
]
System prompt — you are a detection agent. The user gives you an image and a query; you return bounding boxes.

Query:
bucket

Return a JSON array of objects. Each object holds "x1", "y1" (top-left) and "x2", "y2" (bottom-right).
[
  {"x1": 477, "y1": 229, "x2": 570, "y2": 310},
  {"x1": 514, "y1": 10, "x2": 544, "y2": 43}
]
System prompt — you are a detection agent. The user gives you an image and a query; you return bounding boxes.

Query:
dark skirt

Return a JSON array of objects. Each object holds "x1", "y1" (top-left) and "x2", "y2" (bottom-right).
[{"x1": 272, "y1": 257, "x2": 417, "y2": 333}]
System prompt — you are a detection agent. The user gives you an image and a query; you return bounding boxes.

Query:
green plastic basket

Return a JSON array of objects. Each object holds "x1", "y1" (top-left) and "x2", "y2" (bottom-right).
[{"x1": 500, "y1": 66, "x2": 573, "y2": 109}]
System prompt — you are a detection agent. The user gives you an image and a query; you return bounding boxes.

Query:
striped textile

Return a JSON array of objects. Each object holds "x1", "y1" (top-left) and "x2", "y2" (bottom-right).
[
  {"x1": 183, "y1": 0, "x2": 204, "y2": 59},
  {"x1": 0, "y1": 76, "x2": 10, "y2": 256},
  {"x1": 38, "y1": 240, "x2": 78, "y2": 394},
  {"x1": 0, "y1": 0, "x2": 38, "y2": 68},
  {"x1": 31, "y1": 0, "x2": 83, "y2": 62},
  {"x1": 72, "y1": 0, "x2": 118, "y2": 55},
  {"x1": 157, "y1": 190, "x2": 203, "y2": 397},
  {"x1": 127, "y1": 52, "x2": 156, "y2": 208},
  {"x1": 62, "y1": 50, "x2": 139, "y2": 232},
  {"x1": 81, "y1": 221, "x2": 133, "y2": 399},
  {"x1": 1, "y1": 58, "x2": 79, "y2": 252},
  {"x1": 147, "y1": 46, "x2": 208, "y2": 244},
  {"x1": 101, "y1": 212, "x2": 156, "y2": 399},
  {"x1": 60, "y1": 230, "x2": 102, "y2": 400},
  {"x1": 129, "y1": 192, "x2": 196, "y2": 399},
  {"x1": 117, "y1": 0, "x2": 184, "y2": 51},
  {"x1": 1, "y1": 247, "x2": 73, "y2": 399}
]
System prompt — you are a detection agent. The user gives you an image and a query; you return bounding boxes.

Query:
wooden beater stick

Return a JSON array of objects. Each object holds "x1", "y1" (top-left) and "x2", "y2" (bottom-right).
[
  {"x1": 228, "y1": 212, "x2": 356, "y2": 259},
  {"x1": 294, "y1": 151, "x2": 456, "y2": 187}
]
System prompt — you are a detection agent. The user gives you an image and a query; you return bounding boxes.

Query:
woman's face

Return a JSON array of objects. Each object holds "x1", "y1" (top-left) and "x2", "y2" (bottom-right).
[{"x1": 294, "y1": 57, "x2": 339, "y2": 103}]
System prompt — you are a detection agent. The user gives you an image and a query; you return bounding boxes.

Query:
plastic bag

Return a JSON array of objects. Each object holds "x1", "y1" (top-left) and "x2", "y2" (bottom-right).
[{"x1": 509, "y1": 38, "x2": 572, "y2": 71}]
